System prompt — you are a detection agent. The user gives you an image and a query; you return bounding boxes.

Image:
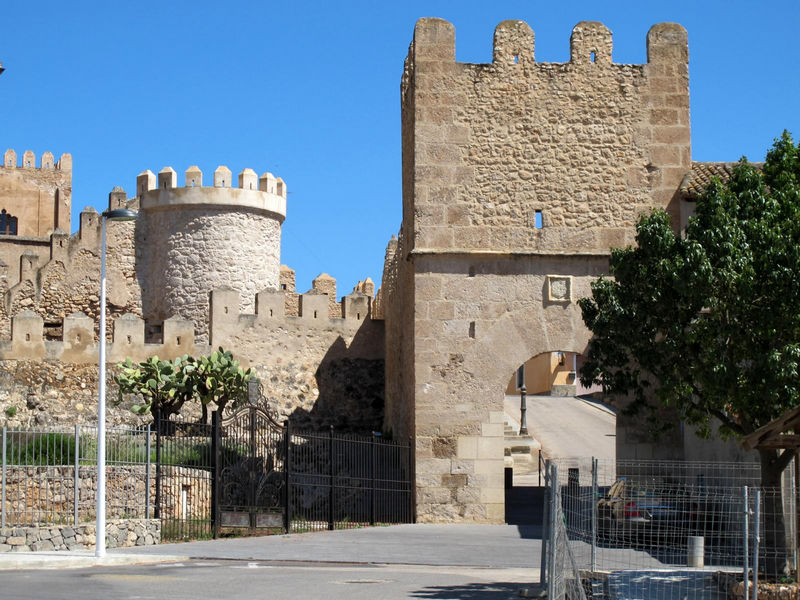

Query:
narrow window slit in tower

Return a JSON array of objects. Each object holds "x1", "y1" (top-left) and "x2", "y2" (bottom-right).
[
  {"x1": 469, "y1": 322, "x2": 476, "y2": 339},
  {"x1": 513, "y1": 54, "x2": 519, "y2": 64},
  {"x1": 590, "y1": 51, "x2": 596, "y2": 63},
  {"x1": 535, "y1": 210, "x2": 543, "y2": 229}
]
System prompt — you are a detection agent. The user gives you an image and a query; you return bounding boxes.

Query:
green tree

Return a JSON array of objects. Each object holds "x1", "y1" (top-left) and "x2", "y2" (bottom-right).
[
  {"x1": 187, "y1": 347, "x2": 254, "y2": 422},
  {"x1": 113, "y1": 355, "x2": 194, "y2": 424},
  {"x1": 579, "y1": 131, "x2": 800, "y2": 576},
  {"x1": 113, "y1": 348, "x2": 253, "y2": 425}
]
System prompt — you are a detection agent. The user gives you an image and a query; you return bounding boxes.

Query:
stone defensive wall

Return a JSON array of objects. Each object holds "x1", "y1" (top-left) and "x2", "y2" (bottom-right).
[
  {"x1": 0, "y1": 285, "x2": 384, "y2": 432},
  {"x1": 136, "y1": 165, "x2": 287, "y2": 344},
  {"x1": 0, "y1": 200, "x2": 139, "y2": 342},
  {"x1": 0, "y1": 287, "x2": 375, "y2": 364}
]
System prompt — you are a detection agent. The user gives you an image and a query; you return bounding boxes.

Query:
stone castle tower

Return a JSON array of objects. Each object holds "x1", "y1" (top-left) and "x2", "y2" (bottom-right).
[
  {"x1": 381, "y1": 18, "x2": 691, "y2": 522},
  {"x1": 135, "y1": 165, "x2": 287, "y2": 344}
]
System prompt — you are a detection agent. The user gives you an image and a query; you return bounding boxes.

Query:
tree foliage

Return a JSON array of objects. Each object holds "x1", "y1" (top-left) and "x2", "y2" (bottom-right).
[
  {"x1": 113, "y1": 348, "x2": 253, "y2": 422},
  {"x1": 579, "y1": 131, "x2": 800, "y2": 574},
  {"x1": 113, "y1": 355, "x2": 192, "y2": 421},
  {"x1": 186, "y1": 347, "x2": 254, "y2": 418},
  {"x1": 580, "y1": 131, "x2": 800, "y2": 469}
]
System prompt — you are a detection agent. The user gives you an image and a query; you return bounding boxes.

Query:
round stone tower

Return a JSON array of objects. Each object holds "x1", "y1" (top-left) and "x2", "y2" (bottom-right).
[{"x1": 136, "y1": 164, "x2": 287, "y2": 344}]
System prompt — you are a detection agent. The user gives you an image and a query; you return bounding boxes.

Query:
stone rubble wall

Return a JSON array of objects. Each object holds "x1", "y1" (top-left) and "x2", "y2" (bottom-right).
[
  {"x1": 0, "y1": 519, "x2": 160, "y2": 552},
  {"x1": 0, "y1": 464, "x2": 206, "y2": 523}
]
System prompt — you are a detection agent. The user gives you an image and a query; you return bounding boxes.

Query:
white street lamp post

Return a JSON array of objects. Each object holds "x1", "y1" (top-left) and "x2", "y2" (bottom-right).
[{"x1": 96, "y1": 208, "x2": 137, "y2": 558}]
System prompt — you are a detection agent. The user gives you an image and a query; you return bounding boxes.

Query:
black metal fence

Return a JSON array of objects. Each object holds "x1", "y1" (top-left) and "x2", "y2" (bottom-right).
[
  {"x1": 154, "y1": 406, "x2": 414, "y2": 541},
  {"x1": 154, "y1": 417, "x2": 214, "y2": 542},
  {"x1": 2, "y1": 411, "x2": 414, "y2": 543},
  {"x1": 287, "y1": 427, "x2": 414, "y2": 533}
]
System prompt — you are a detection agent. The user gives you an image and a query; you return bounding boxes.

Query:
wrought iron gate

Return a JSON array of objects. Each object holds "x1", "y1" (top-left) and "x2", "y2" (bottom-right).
[
  {"x1": 212, "y1": 405, "x2": 286, "y2": 535},
  {"x1": 156, "y1": 385, "x2": 414, "y2": 541}
]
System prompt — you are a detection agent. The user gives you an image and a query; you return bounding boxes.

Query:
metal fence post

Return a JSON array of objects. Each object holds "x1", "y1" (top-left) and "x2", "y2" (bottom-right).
[
  {"x1": 547, "y1": 463, "x2": 559, "y2": 600},
  {"x1": 753, "y1": 488, "x2": 761, "y2": 600},
  {"x1": 591, "y1": 456, "x2": 598, "y2": 572},
  {"x1": 540, "y1": 459, "x2": 550, "y2": 587},
  {"x1": 328, "y1": 425, "x2": 335, "y2": 531},
  {"x1": 284, "y1": 421, "x2": 291, "y2": 533},
  {"x1": 744, "y1": 486, "x2": 750, "y2": 600},
  {"x1": 369, "y1": 435, "x2": 376, "y2": 526},
  {"x1": 409, "y1": 437, "x2": 416, "y2": 524},
  {"x1": 145, "y1": 423, "x2": 151, "y2": 519},
  {"x1": 154, "y1": 411, "x2": 161, "y2": 519},
  {"x1": 74, "y1": 424, "x2": 80, "y2": 526},
  {"x1": 1, "y1": 426, "x2": 6, "y2": 528},
  {"x1": 210, "y1": 410, "x2": 220, "y2": 539},
  {"x1": 794, "y1": 453, "x2": 799, "y2": 577}
]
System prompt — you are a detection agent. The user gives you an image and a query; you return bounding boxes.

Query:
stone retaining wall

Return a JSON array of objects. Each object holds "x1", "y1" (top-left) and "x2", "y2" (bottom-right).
[{"x1": 0, "y1": 518, "x2": 160, "y2": 552}]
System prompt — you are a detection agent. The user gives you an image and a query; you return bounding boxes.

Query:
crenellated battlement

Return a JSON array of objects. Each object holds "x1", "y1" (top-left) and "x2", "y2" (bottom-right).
[
  {"x1": 136, "y1": 165, "x2": 287, "y2": 227},
  {"x1": 0, "y1": 286, "x2": 375, "y2": 364},
  {"x1": 408, "y1": 18, "x2": 688, "y2": 70},
  {"x1": 136, "y1": 166, "x2": 286, "y2": 201},
  {"x1": 2, "y1": 149, "x2": 72, "y2": 171},
  {"x1": 209, "y1": 287, "x2": 373, "y2": 348}
]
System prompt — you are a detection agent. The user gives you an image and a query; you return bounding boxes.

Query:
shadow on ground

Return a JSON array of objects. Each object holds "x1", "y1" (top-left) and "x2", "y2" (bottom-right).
[{"x1": 410, "y1": 581, "x2": 528, "y2": 598}]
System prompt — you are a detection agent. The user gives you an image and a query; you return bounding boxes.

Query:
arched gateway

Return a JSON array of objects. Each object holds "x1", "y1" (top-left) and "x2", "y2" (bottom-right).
[{"x1": 379, "y1": 18, "x2": 692, "y2": 522}]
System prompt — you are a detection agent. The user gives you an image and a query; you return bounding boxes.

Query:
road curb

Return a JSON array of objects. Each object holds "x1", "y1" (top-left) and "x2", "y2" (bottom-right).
[{"x1": 0, "y1": 552, "x2": 189, "y2": 570}]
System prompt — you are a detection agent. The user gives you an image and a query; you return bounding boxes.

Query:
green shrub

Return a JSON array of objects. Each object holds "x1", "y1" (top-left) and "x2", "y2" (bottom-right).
[{"x1": 9, "y1": 433, "x2": 77, "y2": 465}]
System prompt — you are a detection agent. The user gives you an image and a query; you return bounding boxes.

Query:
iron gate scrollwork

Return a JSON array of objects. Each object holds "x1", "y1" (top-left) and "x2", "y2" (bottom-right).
[{"x1": 212, "y1": 404, "x2": 287, "y2": 535}]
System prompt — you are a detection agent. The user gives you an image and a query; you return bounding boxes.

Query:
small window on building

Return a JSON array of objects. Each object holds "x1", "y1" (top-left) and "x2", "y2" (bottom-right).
[
  {"x1": 0, "y1": 209, "x2": 18, "y2": 235},
  {"x1": 534, "y1": 210, "x2": 543, "y2": 229}
]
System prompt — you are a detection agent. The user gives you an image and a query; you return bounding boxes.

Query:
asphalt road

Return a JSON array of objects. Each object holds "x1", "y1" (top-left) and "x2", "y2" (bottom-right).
[
  {"x1": 505, "y1": 394, "x2": 615, "y2": 461},
  {"x1": 1, "y1": 561, "x2": 539, "y2": 600},
  {"x1": 118, "y1": 523, "x2": 543, "y2": 569},
  {"x1": 0, "y1": 524, "x2": 544, "y2": 600}
]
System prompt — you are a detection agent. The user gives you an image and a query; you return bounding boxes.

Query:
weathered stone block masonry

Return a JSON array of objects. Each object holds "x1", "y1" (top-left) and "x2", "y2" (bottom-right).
[{"x1": 0, "y1": 18, "x2": 739, "y2": 522}]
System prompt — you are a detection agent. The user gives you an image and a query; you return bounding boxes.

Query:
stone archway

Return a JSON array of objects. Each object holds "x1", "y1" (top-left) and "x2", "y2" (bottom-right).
[{"x1": 411, "y1": 275, "x2": 596, "y2": 523}]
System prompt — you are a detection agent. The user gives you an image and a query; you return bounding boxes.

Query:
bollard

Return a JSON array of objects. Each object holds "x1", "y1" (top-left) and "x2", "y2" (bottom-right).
[{"x1": 688, "y1": 536, "x2": 705, "y2": 567}]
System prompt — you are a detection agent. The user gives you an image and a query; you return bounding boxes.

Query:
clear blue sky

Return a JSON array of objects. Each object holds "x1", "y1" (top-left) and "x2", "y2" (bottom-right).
[{"x1": 2, "y1": 1, "x2": 798, "y2": 296}]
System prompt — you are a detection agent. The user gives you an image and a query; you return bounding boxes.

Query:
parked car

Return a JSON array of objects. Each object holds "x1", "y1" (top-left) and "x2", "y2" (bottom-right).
[{"x1": 596, "y1": 478, "x2": 688, "y2": 547}]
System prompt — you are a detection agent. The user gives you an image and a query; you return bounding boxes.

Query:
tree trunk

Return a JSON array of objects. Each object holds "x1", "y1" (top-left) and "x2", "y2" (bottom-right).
[{"x1": 759, "y1": 448, "x2": 791, "y2": 579}]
